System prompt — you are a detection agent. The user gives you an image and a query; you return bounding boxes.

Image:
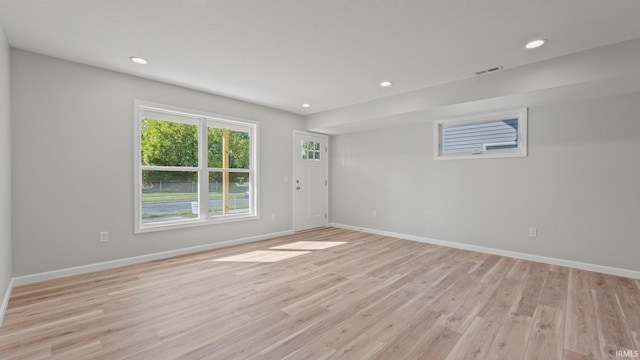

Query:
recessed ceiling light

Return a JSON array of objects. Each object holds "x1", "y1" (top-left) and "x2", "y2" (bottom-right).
[
  {"x1": 380, "y1": 81, "x2": 393, "y2": 87},
  {"x1": 524, "y1": 39, "x2": 546, "y2": 49},
  {"x1": 129, "y1": 56, "x2": 148, "y2": 65},
  {"x1": 302, "y1": 103, "x2": 311, "y2": 108}
]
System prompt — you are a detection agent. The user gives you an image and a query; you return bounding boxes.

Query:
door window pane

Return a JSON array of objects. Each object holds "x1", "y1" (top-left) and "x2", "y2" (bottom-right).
[{"x1": 301, "y1": 140, "x2": 321, "y2": 161}]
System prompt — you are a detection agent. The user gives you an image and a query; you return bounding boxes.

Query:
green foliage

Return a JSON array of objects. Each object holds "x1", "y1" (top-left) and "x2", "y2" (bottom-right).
[
  {"x1": 141, "y1": 119, "x2": 198, "y2": 184},
  {"x1": 141, "y1": 119, "x2": 199, "y2": 167},
  {"x1": 140, "y1": 118, "x2": 250, "y2": 186},
  {"x1": 207, "y1": 129, "x2": 250, "y2": 169}
]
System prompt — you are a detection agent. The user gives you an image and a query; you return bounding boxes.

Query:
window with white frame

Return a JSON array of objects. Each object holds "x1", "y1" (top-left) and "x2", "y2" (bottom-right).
[
  {"x1": 134, "y1": 101, "x2": 258, "y2": 233},
  {"x1": 434, "y1": 108, "x2": 527, "y2": 160},
  {"x1": 301, "y1": 140, "x2": 321, "y2": 160}
]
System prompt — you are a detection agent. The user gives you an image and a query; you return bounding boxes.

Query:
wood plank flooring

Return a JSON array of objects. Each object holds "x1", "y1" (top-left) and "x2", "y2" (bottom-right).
[{"x1": 1, "y1": 227, "x2": 638, "y2": 359}]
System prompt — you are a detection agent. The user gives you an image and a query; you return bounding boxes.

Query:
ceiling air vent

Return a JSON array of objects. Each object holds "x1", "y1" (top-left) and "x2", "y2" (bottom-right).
[{"x1": 475, "y1": 65, "x2": 503, "y2": 76}]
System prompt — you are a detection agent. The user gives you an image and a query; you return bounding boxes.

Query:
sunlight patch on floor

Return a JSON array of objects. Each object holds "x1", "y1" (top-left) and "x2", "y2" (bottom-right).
[
  {"x1": 212, "y1": 250, "x2": 310, "y2": 263},
  {"x1": 269, "y1": 241, "x2": 347, "y2": 250}
]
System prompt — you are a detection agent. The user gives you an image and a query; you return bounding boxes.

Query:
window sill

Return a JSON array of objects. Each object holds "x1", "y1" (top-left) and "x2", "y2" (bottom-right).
[
  {"x1": 434, "y1": 150, "x2": 527, "y2": 161},
  {"x1": 135, "y1": 214, "x2": 259, "y2": 234}
]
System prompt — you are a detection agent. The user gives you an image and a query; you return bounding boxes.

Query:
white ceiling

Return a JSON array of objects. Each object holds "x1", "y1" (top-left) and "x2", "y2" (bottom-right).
[{"x1": 1, "y1": 0, "x2": 640, "y2": 116}]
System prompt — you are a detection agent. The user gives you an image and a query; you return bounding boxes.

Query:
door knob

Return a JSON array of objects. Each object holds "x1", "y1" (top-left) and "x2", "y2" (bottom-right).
[{"x1": 296, "y1": 186, "x2": 301, "y2": 190}]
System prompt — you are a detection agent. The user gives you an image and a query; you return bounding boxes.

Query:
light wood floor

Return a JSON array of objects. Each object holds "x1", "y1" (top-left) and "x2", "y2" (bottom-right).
[{"x1": 1, "y1": 227, "x2": 638, "y2": 359}]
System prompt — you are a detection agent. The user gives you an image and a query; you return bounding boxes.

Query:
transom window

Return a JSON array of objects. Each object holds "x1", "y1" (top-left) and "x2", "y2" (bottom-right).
[
  {"x1": 434, "y1": 108, "x2": 527, "y2": 160},
  {"x1": 134, "y1": 101, "x2": 258, "y2": 233}
]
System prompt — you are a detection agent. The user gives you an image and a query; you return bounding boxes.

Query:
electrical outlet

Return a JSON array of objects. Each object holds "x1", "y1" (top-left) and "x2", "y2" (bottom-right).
[
  {"x1": 99, "y1": 231, "x2": 109, "y2": 243},
  {"x1": 528, "y1": 228, "x2": 537, "y2": 238},
  {"x1": 271, "y1": 213, "x2": 276, "y2": 220},
  {"x1": 372, "y1": 210, "x2": 377, "y2": 218}
]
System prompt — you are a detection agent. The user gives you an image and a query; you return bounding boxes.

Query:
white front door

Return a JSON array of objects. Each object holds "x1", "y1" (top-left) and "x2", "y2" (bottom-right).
[{"x1": 293, "y1": 131, "x2": 328, "y2": 231}]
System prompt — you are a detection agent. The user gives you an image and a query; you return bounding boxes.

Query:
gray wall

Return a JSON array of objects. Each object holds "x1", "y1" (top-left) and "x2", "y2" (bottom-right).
[
  {"x1": 0, "y1": 23, "x2": 12, "y2": 305},
  {"x1": 330, "y1": 92, "x2": 640, "y2": 272},
  {"x1": 8, "y1": 47, "x2": 640, "y2": 278},
  {"x1": 11, "y1": 49, "x2": 304, "y2": 276}
]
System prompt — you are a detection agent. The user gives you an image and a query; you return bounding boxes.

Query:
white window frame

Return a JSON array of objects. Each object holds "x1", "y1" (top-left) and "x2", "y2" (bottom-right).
[
  {"x1": 134, "y1": 100, "x2": 259, "y2": 233},
  {"x1": 434, "y1": 108, "x2": 528, "y2": 160}
]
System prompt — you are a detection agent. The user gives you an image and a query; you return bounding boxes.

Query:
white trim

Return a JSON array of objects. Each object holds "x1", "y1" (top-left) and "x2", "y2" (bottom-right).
[
  {"x1": 137, "y1": 101, "x2": 255, "y2": 129},
  {"x1": 329, "y1": 223, "x2": 640, "y2": 280},
  {"x1": 434, "y1": 108, "x2": 528, "y2": 160},
  {"x1": 11, "y1": 229, "x2": 294, "y2": 286},
  {"x1": 0, "y1": 278, "x2": 15, "y2": 326},
  {"x1": 134, "y1": 213, "x2": 260, "y2": 234}
]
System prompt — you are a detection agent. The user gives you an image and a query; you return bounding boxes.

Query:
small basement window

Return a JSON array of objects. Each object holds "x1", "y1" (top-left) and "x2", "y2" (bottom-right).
[{"x1": 434, "y1": 108, "x2": 527, "y2": 160}]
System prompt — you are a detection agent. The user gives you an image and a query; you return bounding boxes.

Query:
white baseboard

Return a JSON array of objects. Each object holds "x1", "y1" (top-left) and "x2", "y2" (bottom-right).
[
  {"x1": 0, "y1": 278, "x2": 15, "y2": 327},
  {"x1": 329, "y1": 223, "x2": 640, "y2": 280},
  {"x1": 11, "y1": 229, "x2": 295, "y2": 287},
  {"x1": 5, "y1": 223, "x2": 638, "y2": 326}
]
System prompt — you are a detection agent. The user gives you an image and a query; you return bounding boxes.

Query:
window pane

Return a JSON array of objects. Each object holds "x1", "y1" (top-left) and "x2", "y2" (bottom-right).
[
  {"x1": 208, "y1": 128, "x2": 251, "y2": 169},
  {"x1": 209, "y1": 172, "x2": 251, "y2": 216},
  {"x1": 207, "y1": 127, "x2": 223, "y2": 168},
  {"x1": 229, "y1": 130, "x2": 250, "y2": 169},
  {"x1": 141, "y1": 119, "x2": 199, "y2": 167},
  {"x1": 141, "y1": 170, "x2": 198, "y2": 224},
  {"x1": 442, "y1": 118, "x2": 518, "y2": 154}
]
